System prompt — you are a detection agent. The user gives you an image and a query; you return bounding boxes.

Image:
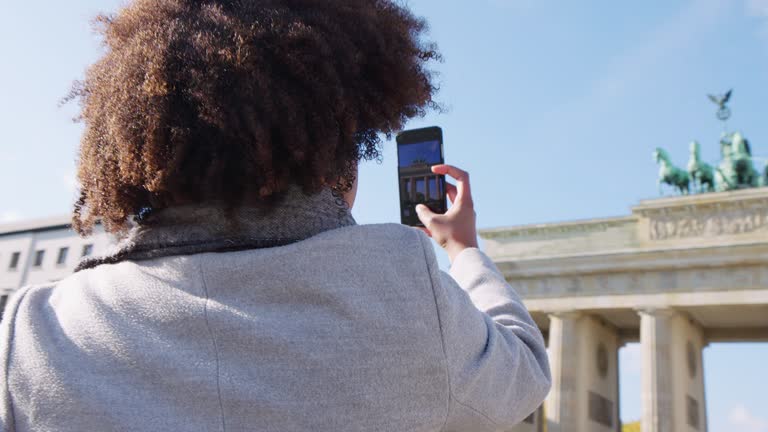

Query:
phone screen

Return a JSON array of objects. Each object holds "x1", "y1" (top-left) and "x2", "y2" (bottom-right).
[{"x1": 397, "y1": 138, "x2": 446, "y2": 226}]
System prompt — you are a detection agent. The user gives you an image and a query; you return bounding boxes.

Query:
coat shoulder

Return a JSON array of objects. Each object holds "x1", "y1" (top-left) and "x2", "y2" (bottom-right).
[{"x1": 330, "y1": 223, "x2": 429, "y2": 248}]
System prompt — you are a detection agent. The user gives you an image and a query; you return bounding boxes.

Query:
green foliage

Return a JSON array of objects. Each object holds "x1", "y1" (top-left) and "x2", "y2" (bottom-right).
[{"x1": 622, "y1": 421, "x2": 641, "y2": 432}]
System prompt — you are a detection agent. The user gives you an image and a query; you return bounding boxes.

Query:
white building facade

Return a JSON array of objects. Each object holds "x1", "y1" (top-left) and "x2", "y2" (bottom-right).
[{"x1": 0, "y1": 216, "x2": 113, "y2": 318}]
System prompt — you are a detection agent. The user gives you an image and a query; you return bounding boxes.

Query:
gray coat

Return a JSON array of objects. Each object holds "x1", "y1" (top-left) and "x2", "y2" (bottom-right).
[{"x1": 0, "y1": 189, "x2": 550, "y2": 432}]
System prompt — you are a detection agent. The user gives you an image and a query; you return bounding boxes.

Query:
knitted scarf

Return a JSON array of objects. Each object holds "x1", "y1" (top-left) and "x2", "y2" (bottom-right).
[{"x1": 75, "y1": 186, "x2": 357, "y2": 272}]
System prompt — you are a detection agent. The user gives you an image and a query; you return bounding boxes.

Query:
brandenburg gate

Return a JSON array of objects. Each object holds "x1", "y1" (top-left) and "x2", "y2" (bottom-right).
[{"x1": 479, "y1": 187, "x2": 768, "y2": 432}]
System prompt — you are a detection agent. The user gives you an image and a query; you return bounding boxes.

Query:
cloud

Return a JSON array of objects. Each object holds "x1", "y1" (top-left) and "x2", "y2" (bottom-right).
[
  {"x1": 747, "y1": 0, "x2": 768, "y2": 38},
  {"x1": 0, "y1": 211, "x2": 22, "y2": 223},
  {"x1": 591, "y1": 0, "x2": 725, "y2": 102},
  {"x1": 748, "y1": 0, "x2": 768, "y2": 15},
  {"x1": 729, "y1": 404, "x2": 768, "y2": 432},
  {"x1": 0, "y1": 151, "x2": 19, "y2": 165},
  {"x1": 538, "y1": 0, "x2": 726, "y2": 129}
]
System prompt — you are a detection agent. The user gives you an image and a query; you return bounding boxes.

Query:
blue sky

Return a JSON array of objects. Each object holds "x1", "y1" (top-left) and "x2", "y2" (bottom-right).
[{"x1": 1, "y1": 0, "x2": 767, "y2": 429}]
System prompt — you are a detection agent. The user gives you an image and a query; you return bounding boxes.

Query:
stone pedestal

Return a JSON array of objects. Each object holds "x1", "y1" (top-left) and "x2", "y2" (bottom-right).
[
  {"x1": 639, "y1": 309, "x2": 707, "y2": 432},
  {"x1": 545, "y1": 313, "x2": 620, "y2": 432}
]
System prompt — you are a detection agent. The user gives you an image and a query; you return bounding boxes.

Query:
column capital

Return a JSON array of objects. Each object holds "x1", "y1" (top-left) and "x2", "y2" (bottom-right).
[
  {"x1": 547, "y1": 310, "x2": 583, "y2": 320},
  {"x1": 636, "y1": 307, "x2": 678, "y2": 318}
]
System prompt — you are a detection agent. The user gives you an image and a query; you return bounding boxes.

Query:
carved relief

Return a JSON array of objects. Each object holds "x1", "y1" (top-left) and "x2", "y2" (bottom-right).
[{"x1": 642, "y1": 198, "x2": 768, "y2": 241}]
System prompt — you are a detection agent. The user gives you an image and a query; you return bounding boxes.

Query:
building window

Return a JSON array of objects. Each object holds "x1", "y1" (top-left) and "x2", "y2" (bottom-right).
[
  {"x1": 8, "y1": 252, "x2": 20, "y2": 270},
  {"x1": 82, "y1": 244, "x2": 94, "y2": 257},
  {"x1": 0, "y1": 295, "x2": 8, "y2": 322},
  {"x1": 56, "y1": 247, "x2": 69, "y2": 265},
  {"x1": 33, "y1": 250, "x2": 45, "y2": 268}
]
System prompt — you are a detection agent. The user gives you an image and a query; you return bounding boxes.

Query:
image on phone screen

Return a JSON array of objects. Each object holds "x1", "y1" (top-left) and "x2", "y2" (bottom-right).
[{"x1": 397, "y1": 139, "x2": 446, "y2": 226}]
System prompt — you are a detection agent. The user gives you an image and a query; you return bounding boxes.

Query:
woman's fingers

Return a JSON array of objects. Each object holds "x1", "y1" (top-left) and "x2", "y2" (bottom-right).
[
  {"x1": 415, "y1": 204, "x2": 437, "y2": 230},
  {"x1": 416, "y1": 165, "x2": 479, "y2": 263},
  {"x1": 445, "y1": 182, "x2": 458, "y2": 205},
  {"x1": 431, "y1": 164, "x2": 472, "y2": 207}
]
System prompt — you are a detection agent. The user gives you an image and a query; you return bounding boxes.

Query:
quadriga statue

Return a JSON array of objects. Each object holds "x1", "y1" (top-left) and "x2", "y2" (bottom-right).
[
  {"x1": 715, "y1": 131, "x2": 761, "y2": 191},
  {"x1": 687, "y1": 141, "x2": 715, "y2": 193},
  {"x1": 655, "y1": 132, "x2": 767, "y2": 195},
  {"x1": 654, "y1": 147, "x2": 690, "y2": 195}
]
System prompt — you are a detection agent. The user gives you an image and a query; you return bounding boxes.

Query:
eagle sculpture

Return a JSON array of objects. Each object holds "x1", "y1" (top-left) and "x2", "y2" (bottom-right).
[{"x1": 708, "y1": 89, "x2": 732, "y2": 109}]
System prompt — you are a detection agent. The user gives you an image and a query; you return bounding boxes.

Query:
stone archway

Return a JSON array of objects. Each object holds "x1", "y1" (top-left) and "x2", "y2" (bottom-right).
[{"x1": 480, "y1": 188, "x2": 768, "y2": 432}]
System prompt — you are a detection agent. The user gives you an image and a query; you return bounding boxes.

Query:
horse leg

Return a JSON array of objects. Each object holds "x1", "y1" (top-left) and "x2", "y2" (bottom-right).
[{"x1": 680, "y1": 171, "x2": 690, "y2": 195}]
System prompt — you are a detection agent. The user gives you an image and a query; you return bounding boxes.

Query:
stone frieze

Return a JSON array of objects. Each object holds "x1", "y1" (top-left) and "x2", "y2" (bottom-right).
[{"x1": 648, "y1": 206, "x2": 768, "y2": 240}]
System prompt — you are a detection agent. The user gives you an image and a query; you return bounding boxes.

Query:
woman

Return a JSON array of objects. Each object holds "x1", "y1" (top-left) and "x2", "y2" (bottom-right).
[{"x1": 0, "y1": 0, "x2": 550, "y2": 431}]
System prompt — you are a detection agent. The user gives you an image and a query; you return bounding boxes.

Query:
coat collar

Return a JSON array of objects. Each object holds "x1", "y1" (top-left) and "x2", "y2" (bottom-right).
[{"x1": 75, "y1": 186, "x2": 357, "y2": 272}]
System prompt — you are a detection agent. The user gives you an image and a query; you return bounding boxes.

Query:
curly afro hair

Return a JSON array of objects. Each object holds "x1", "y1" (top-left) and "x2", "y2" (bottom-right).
[{"x1": 68, "y1": 0, "x2": 440, "y2": 236}]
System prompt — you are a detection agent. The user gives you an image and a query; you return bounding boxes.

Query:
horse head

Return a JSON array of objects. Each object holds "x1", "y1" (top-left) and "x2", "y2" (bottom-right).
[
  {"x1": 689, "y1": 141, "x2": 700, "y2": 160},
  {"x1": 653, "y1": 147, "x2": 668, "y2": 165},
  {"x1": 731, "y1": 132, "x2": 751, "y2": 157}
]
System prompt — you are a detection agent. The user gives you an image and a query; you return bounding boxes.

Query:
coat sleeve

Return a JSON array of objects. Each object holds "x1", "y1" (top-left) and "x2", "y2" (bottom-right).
[
  {"x1": 418, "y1": 233, "x2": 551, "y2": 431},
  {"x1": 0, "y1": 286, "x2": 31, "y2": 432}
]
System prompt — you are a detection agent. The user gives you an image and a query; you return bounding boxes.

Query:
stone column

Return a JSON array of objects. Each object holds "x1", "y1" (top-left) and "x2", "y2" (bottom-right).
[
  {"x1": 639, "y1": 309, "x2": 707, "y2": 432},
  {"x1": 544, "y1": 312, "x2": 620, "y2": 432},
  {"x1": 545, "y1": 312, "x2": 581, "y2": 432},
  {"x1": 639, "y1": 309, "x2": 674, "y2": 432}
]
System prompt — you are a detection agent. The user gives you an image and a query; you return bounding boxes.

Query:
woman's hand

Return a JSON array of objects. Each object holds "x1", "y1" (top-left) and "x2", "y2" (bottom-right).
[{"x1": 415, "y1": 164, "x2": 479, "y2": 264}]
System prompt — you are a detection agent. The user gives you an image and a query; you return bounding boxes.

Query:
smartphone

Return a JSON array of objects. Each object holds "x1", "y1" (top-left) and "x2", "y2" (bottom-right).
[{"x1": 396, "y1": 126, "x2": 448, "y2": 227}]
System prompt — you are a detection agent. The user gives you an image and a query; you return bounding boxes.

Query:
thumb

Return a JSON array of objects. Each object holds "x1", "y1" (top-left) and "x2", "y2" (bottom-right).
[{"x1": 415, "y1": 204, "x2": 436, "y2": 227}]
